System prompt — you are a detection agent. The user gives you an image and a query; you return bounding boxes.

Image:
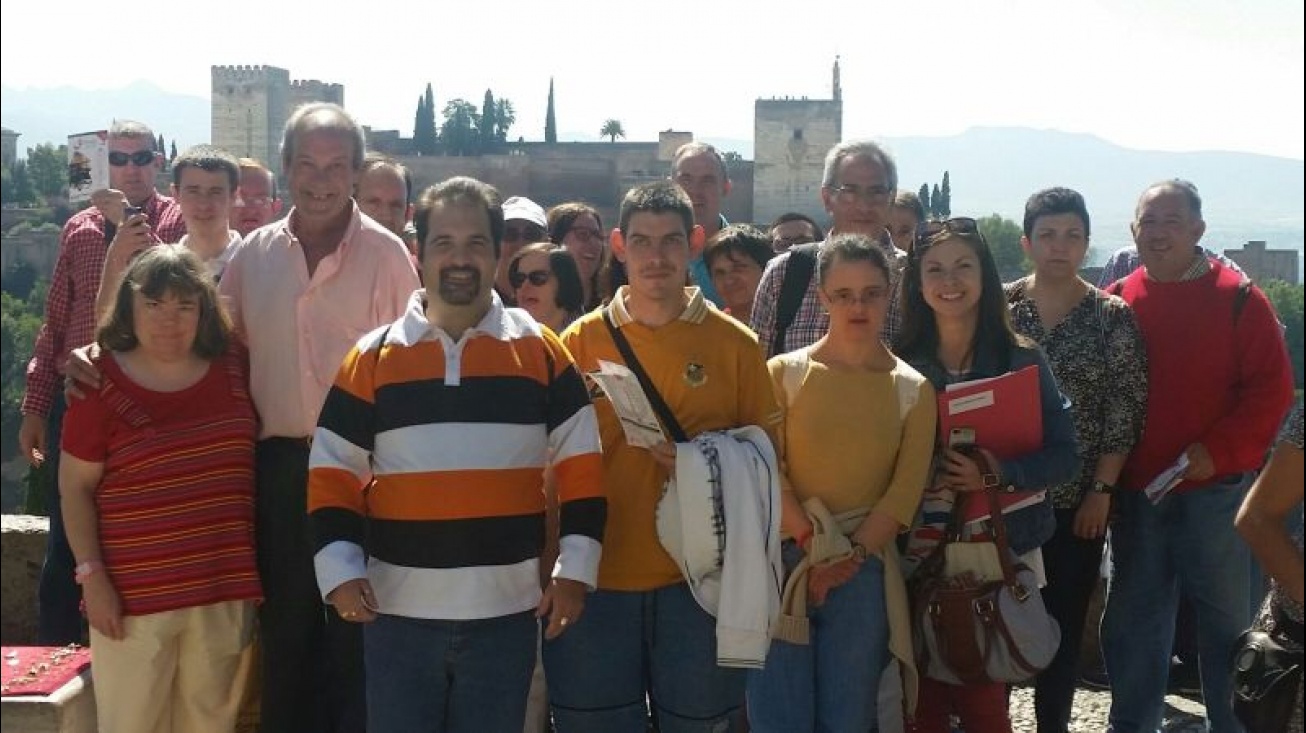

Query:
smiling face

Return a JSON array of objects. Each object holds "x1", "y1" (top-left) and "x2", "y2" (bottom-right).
[
  {"x1": 820, "y1": 256, "x2": 890, "y2": 339},
  {"x1": 919, "y1": 237, "x2": 984, "y2": 319},
  {"x1": 421, "y1": 199, "x2": 497, "y2": 310},
  {"x1": 233, "y1": 166, "x2": 278, "y2": 236},
  {"x1": 513, "y1": 251, "x2": 563, "y2": 328},
  {"x1": 132, "y1": 287, "x2": 201, "y2": 362},
  {"x1": 561, "y1": 213, "x2": 605, "y2": 282},
  {"x1": 287, "y1": 128, "x2": 358, "y2": 227},
  {"x1": 1025, "y1": 212, "x2": 1089, "y2": 280},
  {"x1": 614, "y1": 211, "x2": 702, "y2": 304},
  {"x1": 1131, "y1": 186, "x2": 1206, "y2": 282}
]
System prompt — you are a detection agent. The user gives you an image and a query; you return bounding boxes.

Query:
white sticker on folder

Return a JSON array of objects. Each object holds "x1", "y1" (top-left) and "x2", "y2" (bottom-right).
[{"x1": 949, "y1": 390, "x2": 995, "y2": 415}]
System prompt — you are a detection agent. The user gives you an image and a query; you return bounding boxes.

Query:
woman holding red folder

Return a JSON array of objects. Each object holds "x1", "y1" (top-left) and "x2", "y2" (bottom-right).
[{"x1": 895, "y1": 217, "x2": 1079, "y2": 733}]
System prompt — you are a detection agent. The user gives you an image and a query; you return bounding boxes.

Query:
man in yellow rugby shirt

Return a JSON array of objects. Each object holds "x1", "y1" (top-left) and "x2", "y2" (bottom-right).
[{"x1": 547, "y1": 181, "x2": 781, "y2": 733}]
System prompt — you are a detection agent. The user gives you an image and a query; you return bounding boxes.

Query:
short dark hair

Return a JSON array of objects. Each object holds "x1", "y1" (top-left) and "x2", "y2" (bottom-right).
[
  {"x1": 281, "y1": 102, "x2": 366, "y2": 172},
  {"x1": 705, "y1": 224, "x2": 774, "y2": 271},
  {"x1": 894, "y1": 224, "x2": 1024, "y2": 369},
  {"x1": 414, "y1": 177, "x2": 504, "y2": 259},
  {"x1": 768, "y1": 212, "x2": 825, "y2": 241},
  {"x1": 360, "y1": 152, "x2": 413, "y2": 202},
  {"x1": 892, "y1": 191, "x2": 927, "y2": 223},
  {"x1": 98, "y1": 245, "x2": 230, "y2": 358},
  {"x1": 1139, "y1": 179, "x2": 1203, "y2": 220},
  {"x1": 508, "y1": 243, "x2": 586, "y2": 318},
  {"x1": 618, "y1": 181, "x2": 694, "y2": 237},
  {"x1": 172, "y1": 144, "x2": 240, "y2": 191},
  {"x1": 1023, "y1": 187, "x2": 1091, "y2": 239},
  {"x1": 547, "y1": 201, "x2": 607, "y2": 310},
  {"x1": 816, "y1": 233, "x2": 891, "y2": 287}
]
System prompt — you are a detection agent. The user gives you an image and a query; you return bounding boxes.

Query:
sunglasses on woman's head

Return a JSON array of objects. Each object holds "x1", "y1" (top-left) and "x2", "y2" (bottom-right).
[
  {"x1": 510, "y1": 269, "x2": 552, "y2": 289},
  {"x1": 914, "y1": 217, "x2": 980, "y2": 249},
  {"x1": 108, "y1": 150, "x2": 157, "y2": 167}
]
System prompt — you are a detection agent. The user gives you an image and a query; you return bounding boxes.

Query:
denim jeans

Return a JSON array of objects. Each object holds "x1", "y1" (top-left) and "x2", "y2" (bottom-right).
[
  {"x1": 1034, "y1": 508, "x2": 1105, "y2": 733},
  {"x1": 37, "y1": 393, "x2": 84, "y2": 645},
  {"x1": 542, "y1": 583, "x2": 747, "y2": 733},
  {"x1": 1102, "y1": 477, "x2": 1253, "y2": 733},
  {"x1": 365, "y1": 611, "x2": 537, "y2": 733},
  {"x1": 747, "y1": 543, "x2": 889, "y2": 733}
]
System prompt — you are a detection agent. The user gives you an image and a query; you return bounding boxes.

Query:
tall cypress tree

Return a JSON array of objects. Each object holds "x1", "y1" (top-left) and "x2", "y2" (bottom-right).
[
  {"x1": 544, "y1": 78, "x2": 557, "y2": 143},
  {"x1": 414, "y1": 95, "x2": 426, "y2": 151},
  {"x1": 918, "y1": 183, "x2": 931, "y2": 215},
  {"x1": 940, "y1": 171, "x2": 952, "y2": 218},
  {"x1": 480, "y1": 90, "x2": 497, "y2": 154},
  {"x1": 931, "y1": 184, "x2": 943, "y2": 218}
]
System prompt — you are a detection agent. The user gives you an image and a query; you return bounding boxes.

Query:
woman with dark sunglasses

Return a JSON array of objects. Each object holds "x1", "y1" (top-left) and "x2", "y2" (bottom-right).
[
  {"x1": 508, "y1": 243, "x2": 586, "y2": 333},
  {"x1": 894, "y1": 217, "x2": 1079, "y2": 733}
]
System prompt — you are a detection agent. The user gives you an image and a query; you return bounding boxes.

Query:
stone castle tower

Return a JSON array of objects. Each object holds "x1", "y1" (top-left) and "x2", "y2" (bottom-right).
[
  {"x1": 752, "y1": 57, "x2": 843, "y2": 227},
  {"x1": 211, "y1": 65, "x2": 344, "y2": 175}
]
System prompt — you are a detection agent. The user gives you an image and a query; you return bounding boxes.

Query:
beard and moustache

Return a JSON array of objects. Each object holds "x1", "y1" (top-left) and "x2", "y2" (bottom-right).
[{"x1": 438, "y1": 266, "x2": 482, "y2": 306}]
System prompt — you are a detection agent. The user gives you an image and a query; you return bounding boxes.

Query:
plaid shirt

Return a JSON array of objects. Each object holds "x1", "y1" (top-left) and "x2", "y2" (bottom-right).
[
  {"x1": 751, "y1": 233, "x2": 905, "y2": 357},
  {"x1": 22, "y1": 193, "x2": 185, "y2": 417}
]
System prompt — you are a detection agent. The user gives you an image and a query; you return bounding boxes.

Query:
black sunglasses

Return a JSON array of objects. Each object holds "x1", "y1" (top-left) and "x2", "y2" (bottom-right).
[
  {"x1": 914, "y1": 217, "x2": 979, "y2": 247},
  {"x1": 108, "y1": 150, "x2": 157, "y2": 167},
  {"x1": 510, "y1": 269, "x2": 552, "y2": 289}
]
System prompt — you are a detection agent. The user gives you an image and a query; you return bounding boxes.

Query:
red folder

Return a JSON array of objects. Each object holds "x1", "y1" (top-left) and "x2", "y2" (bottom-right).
[{"x1": 938, "y1": 365, "x2": 1046, "y2": 526}]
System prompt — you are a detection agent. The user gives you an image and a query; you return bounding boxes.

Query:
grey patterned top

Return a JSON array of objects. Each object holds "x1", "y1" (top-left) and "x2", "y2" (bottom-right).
[{"x1": 1006, "y1": 280, "x2": 1149, "y2": 508}]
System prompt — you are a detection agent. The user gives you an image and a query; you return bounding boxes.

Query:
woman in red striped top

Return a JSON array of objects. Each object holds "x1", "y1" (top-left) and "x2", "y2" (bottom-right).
[{"x1": 60, "y1": 245, "x2": 261, "y2": 733}]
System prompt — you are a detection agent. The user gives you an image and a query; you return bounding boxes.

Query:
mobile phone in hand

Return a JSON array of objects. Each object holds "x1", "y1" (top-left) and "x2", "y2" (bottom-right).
[{"x1": 948, "y1": 427, "x2": 976, "y2": 450}]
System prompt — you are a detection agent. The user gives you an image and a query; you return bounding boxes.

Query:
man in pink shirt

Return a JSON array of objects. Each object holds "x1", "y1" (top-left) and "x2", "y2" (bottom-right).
[
  {"x1": 218, "y1": 102, "x2": 419, "y2": 732},
  {"x1": 18, "y1": 119, "x2": 185, "y2": 645}
]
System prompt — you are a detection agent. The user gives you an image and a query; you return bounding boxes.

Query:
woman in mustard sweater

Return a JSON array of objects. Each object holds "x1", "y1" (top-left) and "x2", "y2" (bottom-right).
[{"x1": 747, "y1": 234, "x2": 938, "y2": 732}]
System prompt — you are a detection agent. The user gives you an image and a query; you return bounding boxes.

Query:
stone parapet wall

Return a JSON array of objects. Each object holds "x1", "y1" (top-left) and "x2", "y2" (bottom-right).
[{"x1": 1, "y1": 514, "x2": 47, "y2": 644}]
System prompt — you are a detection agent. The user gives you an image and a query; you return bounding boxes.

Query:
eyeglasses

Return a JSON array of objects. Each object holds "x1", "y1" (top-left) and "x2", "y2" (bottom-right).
[
  {"x1": 234, "y1": 195, "x2": 273, "y2": 208},
  {"x1": 831, "y1": 184, "x2": 892, "y2": 203},
  {"x1": 914, "y1": 217, "x2": 980, "y2": 248},
  {"x1": 510, "y1": 269, "x2": 552, "y2": 289},
  {"x1": 824, "y1": 288, "x2": 888, "y2": 308},
  {"x1": 504, "y1": 225, "x2": 546, "y2": 243},
  {"x1": 108, "y1": 150, "x2": 157, "y2": 167}
]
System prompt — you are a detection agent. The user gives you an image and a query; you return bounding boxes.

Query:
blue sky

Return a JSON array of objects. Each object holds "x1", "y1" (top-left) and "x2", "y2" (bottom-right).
[{"x1": 2, "y1": 0, "x2": 1302, "y2": 159}]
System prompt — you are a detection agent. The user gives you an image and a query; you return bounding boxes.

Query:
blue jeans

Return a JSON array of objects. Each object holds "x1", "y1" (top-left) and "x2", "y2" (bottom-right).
[
  {"x1": 542, "y1": 583, "x2": 747, "y2": 733},
  {"x1": 37, "y1": 392, "x2": 83, "y2": 645},
  {"x1": 1102, "y1": 477, "x2": 1253, "y2": 733},
  {"x1": 365, "y1": 611, "x2": 537, "y2": 733},
  {"x1": 748, "y1": 543, "x2": 889, "y2": 733}
]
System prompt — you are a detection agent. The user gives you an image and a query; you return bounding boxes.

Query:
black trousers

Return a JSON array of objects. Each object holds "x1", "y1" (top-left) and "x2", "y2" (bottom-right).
[
  {"x1": 1033, "y1": 508, "x2": 1105, "y2": 733},
  {"x1": 37, "y1": 392, "x2": 85, "y2": 644},
  {"x1": 255, "y1": 438, "x2": 366, "y2": 733}
]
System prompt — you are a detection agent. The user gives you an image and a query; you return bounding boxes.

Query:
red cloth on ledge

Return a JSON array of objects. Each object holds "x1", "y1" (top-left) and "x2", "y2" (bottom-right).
[{"x1": 0, "y1": 645, "x2": 91, "y2": 697}]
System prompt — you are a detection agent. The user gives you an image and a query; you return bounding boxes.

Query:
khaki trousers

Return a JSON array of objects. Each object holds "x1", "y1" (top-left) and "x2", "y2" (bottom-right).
[{"x1": 90, "y1": 599, "x2": 255, "y2": 733}]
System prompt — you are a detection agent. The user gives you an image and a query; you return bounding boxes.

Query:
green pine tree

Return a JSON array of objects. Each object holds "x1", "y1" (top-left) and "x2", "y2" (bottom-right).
[
  {"x1": 545, "y1": 78, "x2": 557, "y2": 143},
  {"x1": 918, "y1": 183, "x2": 930, "y2": 216},
  {"x1": 940, "y1": 171, "x2": 952, "y2": 218}
]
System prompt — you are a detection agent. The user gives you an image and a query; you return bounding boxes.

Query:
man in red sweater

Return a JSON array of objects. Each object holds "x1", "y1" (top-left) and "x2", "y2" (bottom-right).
[{"x1": 1101, "y1": 179, "x2": 1293, "y2": 733}]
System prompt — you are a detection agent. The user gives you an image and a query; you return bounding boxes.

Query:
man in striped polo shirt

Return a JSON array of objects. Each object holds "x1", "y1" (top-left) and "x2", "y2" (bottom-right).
[{"x1": 308, "y1": 176, "x2": 606, "y2": 733}]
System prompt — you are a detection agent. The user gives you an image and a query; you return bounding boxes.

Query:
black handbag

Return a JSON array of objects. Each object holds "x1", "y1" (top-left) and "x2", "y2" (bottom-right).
[{"x1": 1231, "y1": 606, "x2": 1303, "y2": 733}]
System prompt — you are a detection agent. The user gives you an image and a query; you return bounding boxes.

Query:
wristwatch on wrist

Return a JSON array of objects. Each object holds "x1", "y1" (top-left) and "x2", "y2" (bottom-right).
[
  {"x1": 1091, "y1": 479, "x2": 1117, "y2": 495},
  {"x1": 74, "y1": 560, "x2": 103, "y2": 585}
]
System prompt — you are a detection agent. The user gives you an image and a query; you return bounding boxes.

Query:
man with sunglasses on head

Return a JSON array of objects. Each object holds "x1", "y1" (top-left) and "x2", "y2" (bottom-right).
[
  {"x1": 17, "y1": 119, "x2": 185, "y2": 647},
  {"x1": 751, "y1": 140, "x2": 906, "y2": 358},
  {"x1": 495, "y1": 196, "x2": 549, "y2": 305}
]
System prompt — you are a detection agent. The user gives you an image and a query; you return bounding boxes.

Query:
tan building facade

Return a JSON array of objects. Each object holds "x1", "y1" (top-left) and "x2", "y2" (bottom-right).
[
  {"x1": 1226, "y1": 240, "x2": 1300, "y2": 285},
  {"x1": 210, "y1": 65, "x2": 344, "y2": 176},
  {"x1": 752, "y1": 58, "x2": 843, "y2": 228}
]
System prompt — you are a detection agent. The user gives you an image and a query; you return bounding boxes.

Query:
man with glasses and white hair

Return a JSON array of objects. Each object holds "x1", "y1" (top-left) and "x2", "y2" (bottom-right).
[
  {"x1": 17, "y1": 118, "x2": 185, "y2": 646},
  {"x1": 751, "y1": 140, "x2": 904, "y2": 358},
  {"x1": 495, "y1": 195, "x2": 549, "y2": 305}
]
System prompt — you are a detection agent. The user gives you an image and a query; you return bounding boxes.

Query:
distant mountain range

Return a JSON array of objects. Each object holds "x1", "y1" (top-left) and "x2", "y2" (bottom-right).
[{"x1": 4, "y1": 82, "x2": 1301, "y2": 270}]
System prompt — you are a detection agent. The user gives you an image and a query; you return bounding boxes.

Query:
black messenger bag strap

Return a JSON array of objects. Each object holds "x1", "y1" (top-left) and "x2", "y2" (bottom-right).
[{"x1": 602, "y1": 308, "x2": 689, "y2": 443}]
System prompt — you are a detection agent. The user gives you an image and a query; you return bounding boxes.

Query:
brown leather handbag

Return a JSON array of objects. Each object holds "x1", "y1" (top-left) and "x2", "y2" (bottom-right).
[{"x1": 911, "y1": 488, "x2": 1061, "y2": 685}]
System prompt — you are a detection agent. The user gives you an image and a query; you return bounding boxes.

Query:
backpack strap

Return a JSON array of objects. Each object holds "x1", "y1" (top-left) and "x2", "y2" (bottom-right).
[
  {"x1": 773, "y1": 242, "x2": 819, "y2": 356},
  {"x1": 1232, "y1": 278, "x2": 1252, "y2": 323}
]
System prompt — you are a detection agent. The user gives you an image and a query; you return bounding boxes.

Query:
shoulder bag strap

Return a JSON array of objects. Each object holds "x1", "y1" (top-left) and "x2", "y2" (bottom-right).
[
  {"x1": 602, "y1": 308, "x2": 689, "y2": 443},
  {"x1": 773, "y1": 242, "x2": 818, "y2": 356}
]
